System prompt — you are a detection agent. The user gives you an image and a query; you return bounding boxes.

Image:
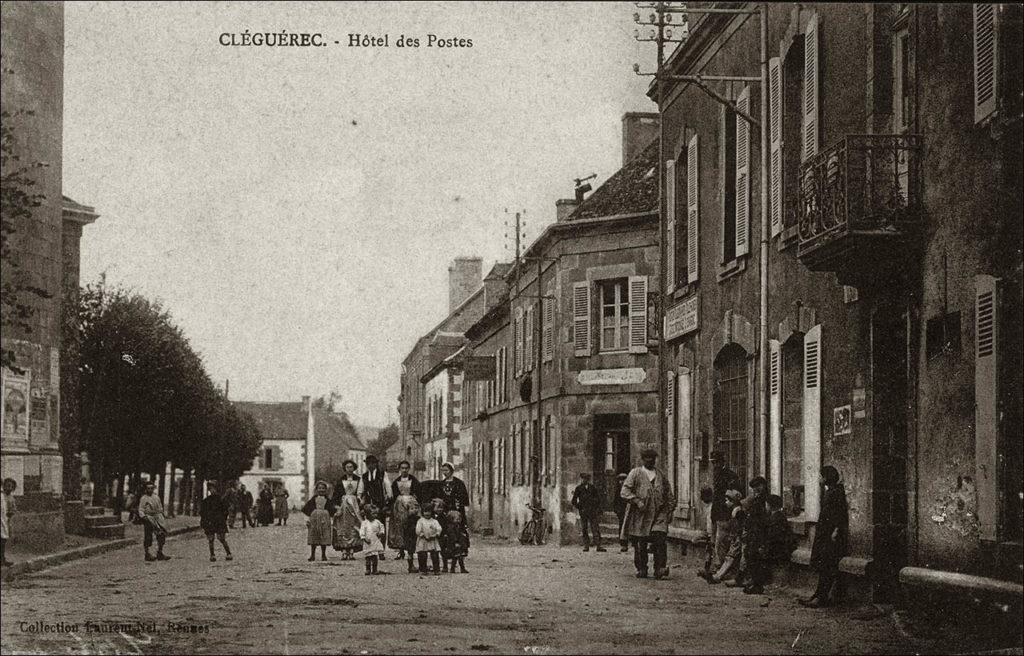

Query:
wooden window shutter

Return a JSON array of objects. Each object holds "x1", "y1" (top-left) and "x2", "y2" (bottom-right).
[
  {"x1": 572, "y1": 281, "x2": 591, "y2": 356},
  {"x1": 271, "y1": 445, "x2": 282, "y2": 471},
  {"x1": 803, "y1": 13, "x2": 820, "y2": 162},
  {"x1": 514, "y1": 306, "x2": 524, "y2": 375},
  {"x1": 666, "y1": 159, "x2": 677, "y2": 292},
  {"x1": 768, "y1": 339, "x2": 783, "y2": 495},
  {"x1": 666, "y1": 370, "x2": 676, "y2": 419},
  {"x1": 687, "y1": 134, "x2": 700, "y2": 283},
  {"x1": 974, "y1": 4, "x2": 998, "y2": 124},
  {"x1": 735, "y1": 87, "x2": 751, "y2": 258},
  {"x1": 802, "y1": 325, "x2": 822, "y2": 520},
  {"x1": 543, "y1": 299, "x2": 554, "y2": 362},
  {"x1": 628, "y1": 275, "x2": 649, "y2": 354},
  {"x1": 677, "y1": 367, "x2": 693, "y2": 511},
  {"x1": 527, "y1": 305, "x2": 535, "y2": 371},
  {"x1": 769, "y1": 57, "x2": 783, "y2": 238},
  {"x1": 975, "y1": 274, "x2": 999, "y2": 540}
]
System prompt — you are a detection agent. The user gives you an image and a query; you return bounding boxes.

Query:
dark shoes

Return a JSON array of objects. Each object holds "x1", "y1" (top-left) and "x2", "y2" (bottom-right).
[
  {"x1": 308, "y1": 555, "x2": 316, "y2": 562},
  {"x1": 654, "y1": 567, "x2": 670, "y2": 580},
  {"x1": 583, "y1": 546, "x2": 590, "y2": 552},
  {"x1": 798, "y1": 596, "x2": 830, "y2": 608},
  {"x1": 596, "y1": 546, "x2": 607, "y2": 552},
  {"x1": 156, "y1": 553, "x2": 171, "y2": 561},
  {"x1": 743, "y1": 584, "x2": 764, "y2": 595},
  {"x1": 620, "y1": 545, "x2": 629, "y2": 553},
  {"x1": 145, "y1": 553, "x2": 157, "y2": 562},
  {"x1": 636, "y1": 570, "x2": 649, "y2": 578}
]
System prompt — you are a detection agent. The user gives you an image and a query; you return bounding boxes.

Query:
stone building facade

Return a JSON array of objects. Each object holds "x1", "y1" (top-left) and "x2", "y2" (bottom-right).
[
  {"x1": 1, "y1": 2, "x2": 99, "y2": 546},
  {"x1": 463, "y1": 116, "x2": 662, "y2": 544},
  {"x1": 235, "y1": 397, "x2": 316, "y2": 507},
  {"x1": 656, "y1": 2, "x2": 1022, "y2": 594}
]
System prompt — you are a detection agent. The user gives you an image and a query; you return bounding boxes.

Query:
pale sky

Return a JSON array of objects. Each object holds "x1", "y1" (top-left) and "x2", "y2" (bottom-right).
[{"x1": 64, "y1": 1, "x2": 656, "y2": 427}]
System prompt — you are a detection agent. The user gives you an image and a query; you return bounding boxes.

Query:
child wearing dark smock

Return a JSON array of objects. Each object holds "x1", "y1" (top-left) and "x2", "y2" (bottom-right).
[
  {"x1": 402, "y1": 506, "x2": 421, "y2": 573},
  {"x1": 200, "y1": 482, "x2": 233, "y2": 562},
  {"x1": 440, "y1": 509, "x2": 470, "y2": 573}
]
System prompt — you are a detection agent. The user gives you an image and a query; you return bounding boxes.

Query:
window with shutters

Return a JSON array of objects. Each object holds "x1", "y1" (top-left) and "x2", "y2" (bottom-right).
[
  {"x1": 572, "y1": 281, "x2": 592, "y2": 356},
  {"x1": 542, "y1": 300, "x2": 554, "y2": 363},
  {"x1": 780, "y1": 37, "x2": 806, "y2": 238},
  {"x1": 263, "y1": 447, "x2": 274, "y2": 470},
  {"x1": 781, "y1": 336, "x2": 805, "y2": 515},
  {"x1": 666, "y1": 158, "x2": 679, "y2": 290},
  {"x1": 721, "y1": 90, "x2": 754, "y2": 267},
  {"x1": 686, "y1": 134, "x2": 700, "y2": 283},
  {"x1": 525, "y1": 305, "x2": 535, "y2": 372},
  {"x1": 600, "y1": 279, "x2": 630, "y2": 352}
]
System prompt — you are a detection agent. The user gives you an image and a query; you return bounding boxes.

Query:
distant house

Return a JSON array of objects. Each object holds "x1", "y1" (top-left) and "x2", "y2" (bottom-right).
[
  {"x1": 234, "y1": 397, "x2": 315, "y2": 507},
  {"x1": 313, "y1": 410, "x2": 369, "y2": 475}
]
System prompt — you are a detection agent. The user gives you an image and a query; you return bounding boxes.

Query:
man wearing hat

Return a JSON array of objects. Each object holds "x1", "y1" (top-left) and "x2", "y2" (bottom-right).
[
  {"x1": 359, "y1": 455, "x2": 392, "y2": 555},
  {"x1": 619, "y1": 448, "x2": 675, "y2": 579}
]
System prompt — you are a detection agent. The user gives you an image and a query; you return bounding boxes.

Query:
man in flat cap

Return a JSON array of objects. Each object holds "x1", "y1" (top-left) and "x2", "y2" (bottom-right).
[{"x1": 620, "y1": 448, "x2": 675, "y2": 579}]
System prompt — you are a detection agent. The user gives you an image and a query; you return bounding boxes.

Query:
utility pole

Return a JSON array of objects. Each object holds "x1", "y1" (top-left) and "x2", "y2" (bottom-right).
[{"x1": 633, "y1": 2, "x2": 769, "y2": 480}]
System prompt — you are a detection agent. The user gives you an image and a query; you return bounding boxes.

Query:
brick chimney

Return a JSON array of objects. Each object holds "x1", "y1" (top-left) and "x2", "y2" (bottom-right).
[
  {"x1": 622, "y1": 112, "x2": 660, "y2": 166},
  {"x1": 449, "y1": 257, "x2": 483, "y2": 313},
  {"x1": 556, "y1": 198, "x2": 579, "y2": 223}
]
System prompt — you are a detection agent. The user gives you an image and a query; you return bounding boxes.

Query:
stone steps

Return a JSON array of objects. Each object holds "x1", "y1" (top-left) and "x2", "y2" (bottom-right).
[
  {"x1": 83, "y1": 505, "x2": 106, "y2": 517},
  {"x1": 84, "y1": 523, "x2": 126, "y2": 540},
  {"x1": 85, "y1": 514, "x2": 121, "y2": 528},
  {"x1": 81, "y1": 507, "x2": 126, "y2": 540}
]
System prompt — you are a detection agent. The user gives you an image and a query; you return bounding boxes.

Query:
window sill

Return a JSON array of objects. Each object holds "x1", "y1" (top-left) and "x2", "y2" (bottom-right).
[
  {"x1": 598, "y1": 348, "x2": 630, "y2": 355},
  {"x1": 672, "y1": 283, "x2": 697, "y2": 300},
  {"x1": 716, "y1": 256, "x2": 747, "y2": 282}
]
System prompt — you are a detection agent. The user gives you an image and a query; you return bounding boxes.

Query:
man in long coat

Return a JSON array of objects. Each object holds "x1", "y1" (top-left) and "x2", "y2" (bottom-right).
[{"x1": 620, "y1": 448, "x2": 675, "y2": 579}]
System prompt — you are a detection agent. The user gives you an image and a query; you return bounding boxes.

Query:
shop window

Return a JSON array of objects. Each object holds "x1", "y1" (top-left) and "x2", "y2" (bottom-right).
[{"x1": 714, "y1": 344, "x2": 749, "y2": 487}]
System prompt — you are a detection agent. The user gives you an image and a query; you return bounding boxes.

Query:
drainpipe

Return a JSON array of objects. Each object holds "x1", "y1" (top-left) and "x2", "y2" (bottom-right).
[{"x1": 758, "y1": 4, "x2": 770, "y2": 479}]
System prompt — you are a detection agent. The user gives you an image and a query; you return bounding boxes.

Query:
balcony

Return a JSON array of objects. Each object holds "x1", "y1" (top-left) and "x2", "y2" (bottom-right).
[{"x1": 798, "y1": 134, "x2": 922, "y2": 285}]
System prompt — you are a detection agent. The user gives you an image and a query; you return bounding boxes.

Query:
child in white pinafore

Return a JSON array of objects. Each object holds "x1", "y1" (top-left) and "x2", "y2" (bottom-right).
[
  {"x1": 359, "y1": 505, "x2": 386, "y2": 575},
  {"x1": 415, "y1": 505, "x2": 443, "y2": 574}
]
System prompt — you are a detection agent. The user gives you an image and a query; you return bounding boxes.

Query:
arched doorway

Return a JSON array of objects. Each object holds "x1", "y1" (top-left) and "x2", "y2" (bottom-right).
[{"x1": 714, "y1": 344, "x2": 750, "y2": 488}]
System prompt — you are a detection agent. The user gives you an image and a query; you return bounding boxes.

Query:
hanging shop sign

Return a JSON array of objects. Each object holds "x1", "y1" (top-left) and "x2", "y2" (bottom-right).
[
  {"x1": 664, "y1": 296, "x2": 699, "y2": 341},
  {"x1": 463, "y1": 356, "x2": 497, "y2": 381}
]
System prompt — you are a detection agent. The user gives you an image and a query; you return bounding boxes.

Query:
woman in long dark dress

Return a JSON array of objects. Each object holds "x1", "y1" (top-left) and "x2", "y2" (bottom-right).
[
  {"x1": 799, "y1": 465, "x2": 849, "y2": 608},
  {"x1": 389, "y1": 461, "x2": 420, "y2": 559},
  {"x1": 438, "y1": 463, "x2": 469, "y2": 525},
  {"x1": 256, "y1": 484, "x2": 275, "y2": 526}
]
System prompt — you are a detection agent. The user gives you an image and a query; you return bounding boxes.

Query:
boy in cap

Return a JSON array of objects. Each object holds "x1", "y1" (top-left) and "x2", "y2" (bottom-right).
[{"x1": 571, "y1": 472, "x2": 605, "y2": 552}]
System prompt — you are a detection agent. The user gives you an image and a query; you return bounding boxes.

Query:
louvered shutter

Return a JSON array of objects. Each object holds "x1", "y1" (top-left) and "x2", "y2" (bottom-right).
[
  {"x1": 802, "y1": 325, "x2": 822, "y2": 520},
  {"x1": 666, "y1": 159, "x2": 677, "y2": 292},
  {"x1": 271, "y1": 445, "x2": 282, "y2": 471},
  {"x1": 514, "y1": 306, "x2": 524, "y2": 375},
  {"x1": 677, "y1": 367, "x2": 693, "y2": 510},
  {"x1": 628, "y1": 276, "x2": 649, "y2": 354},
  {"x1": 974, "y1": 4, "x2": 998, "y2": 124},
  {"x1": 769, "y1": 57, "x2": 783, "y2": 237},
  {"x1": 666, "y1": 370, "x2": 677, "y2": 502},
  {"x1": 769, "y1": 339, "x2": 783, "y2": 495},
  {"x1": 572, "y1": 281, "x2": 591, "y2": 356},
  {"x1": 975, "y1": 275, "x2": 999, "y2": 540},
  {"x1": 687, "y1": 134, "x2": 700, "y2": 283},
  {"x1": 803, "y1": 13, "x2": 820, "y2": 162},
  {"x1": 735, "y1": 87, "x2": 751, "y2": 258},
  {"x1": 525, "y1": 306, "x2": 534, "y2": 372},
  {"x1": 543, "y1": 299, "x2": 554, "y2": 362}
]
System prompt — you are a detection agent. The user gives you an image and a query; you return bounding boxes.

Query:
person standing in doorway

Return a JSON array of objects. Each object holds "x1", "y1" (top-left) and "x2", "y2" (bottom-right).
[
  {"x1": 620, "y1": 449, "x2": 675, "y2": 579},
  {"x1": 359, "y1": 455, "x2": 392, "y2": 555},
  {"x1": 139, "y1": 482, "x2": 171, "y2": 562},
  {"x1": 571, "y1": 473, "x2": 606, "y2": 552}
]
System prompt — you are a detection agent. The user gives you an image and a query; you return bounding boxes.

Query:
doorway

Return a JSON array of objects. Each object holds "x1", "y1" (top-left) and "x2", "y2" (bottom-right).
[
  {"x1": 593, "y1": 413, "x2": 630, "y2": 512},
  {"x1": 871, "y1": 306, "x2": 910, "y2": 600}
]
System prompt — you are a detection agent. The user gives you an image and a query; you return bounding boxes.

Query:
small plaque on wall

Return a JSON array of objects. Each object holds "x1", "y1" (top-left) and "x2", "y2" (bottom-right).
[{"x1": 834, "y1": 405, "x2": 852, "y2": 436}]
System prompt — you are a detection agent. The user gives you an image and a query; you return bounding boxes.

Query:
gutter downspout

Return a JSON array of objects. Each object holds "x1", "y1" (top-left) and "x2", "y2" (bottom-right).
[{"x1": 758, "y1": 3, "x2": 770, "y2": 479}]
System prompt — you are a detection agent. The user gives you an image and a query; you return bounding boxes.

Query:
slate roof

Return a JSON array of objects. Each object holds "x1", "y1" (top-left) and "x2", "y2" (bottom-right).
[
  {"x1": 234, "y1": 402, "x2": 307, "y2": 441},
  {"x1": 313, "y1": 410, "x2": 367, "y2": 464},
  {"x1": 569, "y1": 139, "x2": 659, "y2": 221}
]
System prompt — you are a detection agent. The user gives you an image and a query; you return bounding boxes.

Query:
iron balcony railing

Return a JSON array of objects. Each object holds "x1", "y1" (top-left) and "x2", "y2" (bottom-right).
[{"x1": 798, "y1": 134, "x2": 922, "y2": 259}]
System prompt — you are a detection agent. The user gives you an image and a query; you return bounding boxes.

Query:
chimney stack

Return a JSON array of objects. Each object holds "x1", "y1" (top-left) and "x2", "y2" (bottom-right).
[
  {"x1": 448, "y1": 257, "x2": 483, "y2": 314},
  {"x1": 556, "y1": 198, "x2": 579, "y2": 223},
  {"x1": 621, "y1": 112, "x2": 660, "y2": 166}
]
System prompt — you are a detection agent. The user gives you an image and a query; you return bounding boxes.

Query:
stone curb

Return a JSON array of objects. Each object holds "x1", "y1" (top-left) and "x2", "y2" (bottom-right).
[{"x1": 1, "y1": 525, "x2": 203, "y2": 583}]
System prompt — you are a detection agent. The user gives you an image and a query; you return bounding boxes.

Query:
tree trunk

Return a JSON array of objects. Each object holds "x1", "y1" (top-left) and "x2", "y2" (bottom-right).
[
  {"x1": 167, "y1": 463, "x2": 177, "y2": 518},
  {"x1": 179, "y1": 469, "x2": 191, "y2": 515},
  {"x1": 114, "y1": 473, "x2": 125, "y2": 514},
  {"x1": 91, "y1": 455, "x2": 107, "y2": 506}
]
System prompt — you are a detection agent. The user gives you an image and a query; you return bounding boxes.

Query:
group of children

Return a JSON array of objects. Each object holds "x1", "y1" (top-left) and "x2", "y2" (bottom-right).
[
  {"x1": 302, "y1": 480, "x2": 470, "y2": 576},
  {"x1": 698, "y1": 475, "x2": 797, "y2": 595}
]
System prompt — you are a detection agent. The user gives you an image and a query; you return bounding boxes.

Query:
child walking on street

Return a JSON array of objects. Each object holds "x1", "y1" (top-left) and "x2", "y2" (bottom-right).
[
  {"x1": 415, "y1": 505, "x2": 443, "y2": 574},
  {"x1": 200, "y1": 481, "x2": 233, "y2": 562},
  {"x1": 302, "y1": 481, "x2": 336, "y2": 562},
  {"x1": 360, "y1": 505, "x2": 386, "y2": 575}
]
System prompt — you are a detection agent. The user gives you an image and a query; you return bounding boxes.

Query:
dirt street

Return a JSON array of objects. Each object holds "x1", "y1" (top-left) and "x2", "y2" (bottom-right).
[{"x1": 0, "y1": 522, "x2": 936, "y2": 654}]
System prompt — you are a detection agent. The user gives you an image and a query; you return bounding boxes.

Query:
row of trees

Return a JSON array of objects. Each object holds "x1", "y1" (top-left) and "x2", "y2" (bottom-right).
[{"x1": 69, "y1": 277, "x2": 262, "y2": 513}]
